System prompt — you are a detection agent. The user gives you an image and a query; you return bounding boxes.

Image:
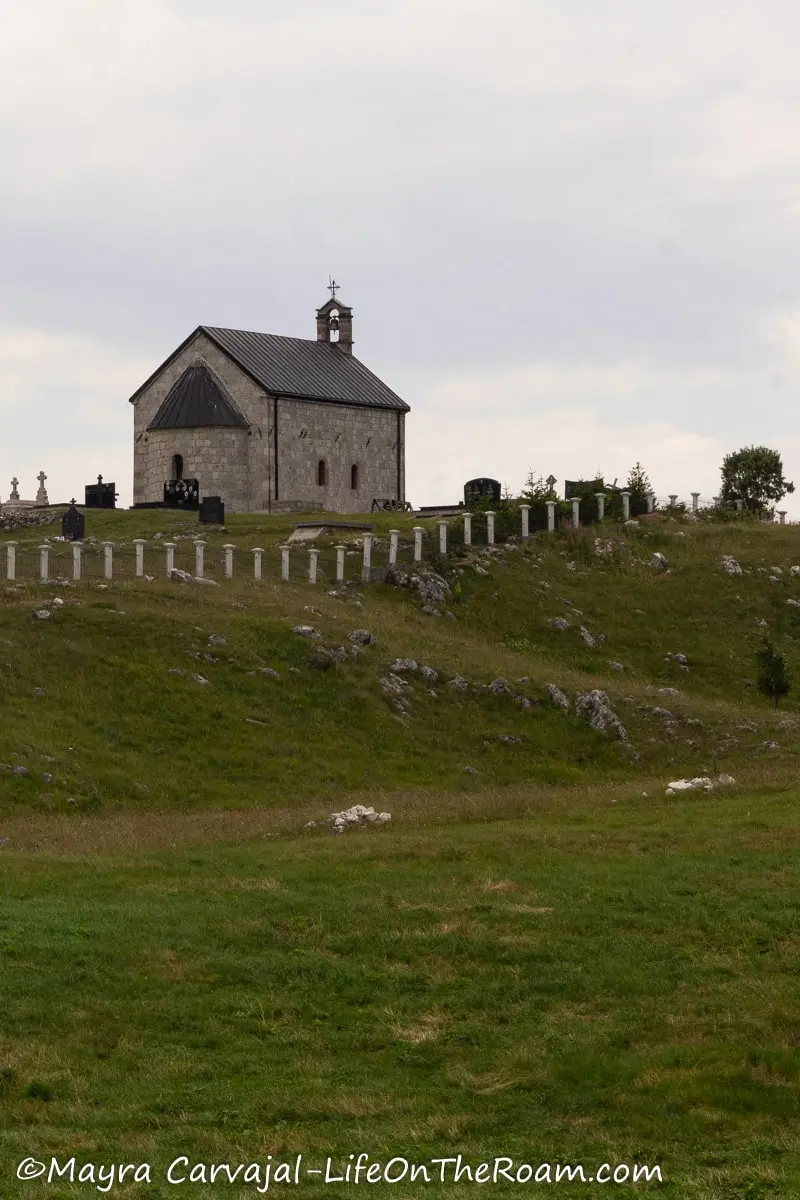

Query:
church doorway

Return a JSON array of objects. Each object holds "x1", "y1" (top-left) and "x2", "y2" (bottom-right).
[{"x1": 172, "y1": 453, "x2": 184, "y2": 481}]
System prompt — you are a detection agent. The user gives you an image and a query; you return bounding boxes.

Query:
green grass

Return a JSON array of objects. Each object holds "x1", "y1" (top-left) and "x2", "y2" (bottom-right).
[
  {"x1": 3, "y1": 788, "x2": 800, "y2": 1197},
  {"x1": 3, "y1": 510, "x2": 800, "y2": 1196}
]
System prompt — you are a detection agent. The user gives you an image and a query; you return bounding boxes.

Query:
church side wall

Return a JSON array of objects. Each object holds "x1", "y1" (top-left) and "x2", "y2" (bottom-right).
[{"x1": 276, "y1": 399, "x2": 403, "y2": 514}]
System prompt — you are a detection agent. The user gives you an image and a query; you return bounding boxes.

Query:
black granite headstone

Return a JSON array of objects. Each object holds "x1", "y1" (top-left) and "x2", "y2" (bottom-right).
[
  {"x1": 61, "y1": 500, "x2": 85, "y2": 541},
  {"x1": 163, "y1": 478, "x2": 200, "y2": 509},
  {"x1": 464, "y1": 477, "x2": 501, "y2": 507},
  {"x1": 84, "y1": 475, "x2": 118, "y2": 508},
  {"x1": 199, "y1": 496, "x2": 225, "y2": 524}
]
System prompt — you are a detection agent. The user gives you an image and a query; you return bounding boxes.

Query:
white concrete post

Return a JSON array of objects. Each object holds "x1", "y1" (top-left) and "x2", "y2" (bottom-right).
[
  {"x1": 778, "y1": 510, "x2": 787, "y2": 525},
  {"x1": 223, "y1": 544, "x2": 234, "y2": 578},
  {"x1": 102, "y1": 541, "x2": 113, "y2": 580},
  {"x1": 646, "y1": 493, "x2": 655, "y2": 513},
  {"x1": 735, "y1": 499, "x2": 744, "y2": 511},
  {"x1": 335, "y1": 544, "x2": 346, "y2": 582},
  {"x1": 486, "y1": 511, "x2": 496, "y2": 545},
  {"x1": 413, "y1": 526, "x2": 424, "y2": 562},
  {"x1": 252, "y1": 547, "x2": 263, "y2": 581},
  {"x1": 194, "y1": 539, "x2": 205, "y2": 578},
  {"x1": 463, "y1": 513, "x2": 472, "y2": 546},
  {"x1": 164, "y1": 542, "x2": 175, "y2": 576},
  {"x1": 621, "y1": 492, "x2": 631, "y2": 521},
  {"x1": 691, "y1": 492, "x2": 700, "y2": 513},
  {"x1": 361, "y1": 533, "x2": 372, "y2": 581},
  {"x1": 438, "y1": 520, "x2": 448, "y2": 554},
  {"x1": 520, "y1": 504, "x2": 530, "y2": 539},
  {"x1": 668, "y1": 494, "x2": 678, "y2": 508},
  {"x1": 595, "y1": 493, "x2": 606, "y2": 521},
  {"x1": 388, "y1": 529, "x2": 399, "y2": 565},
  {"x1": 134, "y1": 539, "x2": 145, "y2": 577},
  {"x1": 72, "y1": 543, "x2": 81, "y2": 581},
  {"x1": 309, "y1": 548, "x2": 319, "y2": 583},
  {"x1": 571, "y1": 498, "x2": 580, "y2": 529},
  {"x1": 280, "y1": 545, "x2": 290, "y2": 582},
  {"x1": 713, "y1": 496, "x2": 721, "y2": 507},
  {"x1": 6, "y1": 542, "x2": 16, "y2": 581},
  {"x1": 545, "y1": 500, "x2": 556, "y2": 532},
  {"x1": 39, "y1": 543, "x2": 49, "y2": 581}
]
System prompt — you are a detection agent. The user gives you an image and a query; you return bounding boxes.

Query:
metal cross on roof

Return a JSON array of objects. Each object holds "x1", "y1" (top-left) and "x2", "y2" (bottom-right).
[{"x1": 328, "y1": 276, "x2": 339, "y2": 300}]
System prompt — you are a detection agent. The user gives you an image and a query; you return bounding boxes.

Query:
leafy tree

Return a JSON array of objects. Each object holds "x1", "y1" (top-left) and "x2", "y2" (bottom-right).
[
  {"x1": 719, "y1": 446, "x2": 794, "y2": 514},
  {"x1": 519, "y1": 467, "x2": 553, "y2": 503},
  {"x1": 756, "y1": 640, "x2": 792, "y2": 708}
]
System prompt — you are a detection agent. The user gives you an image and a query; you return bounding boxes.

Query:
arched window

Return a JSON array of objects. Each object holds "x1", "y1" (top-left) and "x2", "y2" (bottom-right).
[
  {"x1": 171, "y1": 453, "x2": 184, "y2": 480},
  {"x1": 317, "y1": 459, "x2": 327, "y2": 486},
  {"x1": 350, "y1": 464, "x2": 359, "y2": 490}
]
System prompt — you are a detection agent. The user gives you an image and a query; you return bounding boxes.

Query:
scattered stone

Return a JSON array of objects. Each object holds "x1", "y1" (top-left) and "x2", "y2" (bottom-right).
[
  {"x1": 651, "y1": 552, "x2": 668, "y2": 570},
  {"x1": 448, "y1": 675, "x2": 470, "y2": 693},
  {"x1": 659, "y1": 687, "x2": 681, "y2": 697},
  {"x1": 488, "y1": 678, "x2": 512, "y2": 695},
  {"x1": 292, "y1": 625, "x2": 322, "y2": 639},
  {"x1": 33, "y1": 687, "x2": 45, "y2": 697},
  {"x1": 191, "y1": 674, "x2": 210, "y2": 685},
  {"x1": 666, "y1": 773, "x2": 736, "y2": 796},
  {"x1": 758, "y1": 740, "x2": 780, "y2": 751},
  {"x1": 389, "y1": 658, "x2": 418, "y2": 673},
  {"x1": 548, "y1": 617, "x2": 571, "y2": 631},
  {"x1": 575, "y1": 690, "x2": 628, "y2": 740},
  {"x1": 381, "y1": 674, "x2": 411, "y2": 695},
  {"x1": 579, "y1": 626, "x2": 597, "y2": 647},
  {"x1": 665, "y1": 652, "x2": 689, "y2": 666},
  {"x1": 328, "y1": 804, "x2": 391, "y2": 833},
  {"x1": 498, "y1": 735, "x2": 522, "y2": 744},
  {"x1": 546, "y1": 684, "x2": 570, "y2": 711},
  {"x1": 309, "y1": 649, "x2": 335, "y2": 669},
  {"x1": 419, "y1": 665, "x2": 439, "y2": 683},
  {"x1": 167, "y1": 668, "x2": 185, "y2": 677},
  {"x1": 422, "y1": 604, "x2": 442, "y2": 616},
  {"x1": 608, "y1": 661, "x2": 626, "y2": 671},
  {"x1": 464, "y1": 766, "x2": 478, "y2": 774},
  {"x1": 208, "y1": 634, "x2": 226, "y2": 646},
  {"x1": 248, "y1": 667, "x2": 280, "y2": 679},
  {"x1": 348, "y1": 629, "x2": 376, "y2": 645},
  {"x1": 721, "y1": 555, "x2": 743, "y2": 575},
  {"x1": 32, "y1": 610, "x2": 51, "y2": 621},
  {"x1": 244, "y1": 718, "x2": 266, "y2": 726}
]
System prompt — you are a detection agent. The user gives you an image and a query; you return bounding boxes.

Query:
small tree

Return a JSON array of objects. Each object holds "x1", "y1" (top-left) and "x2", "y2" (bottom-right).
[
  {"x1": 756, "y1": 640, "x2": 792, "y2": 708},
  {"x1": 626, "y1": 461, "x2": 653, "y2": 498},
  {"x1": 719, "y1": 446, "x2": 794, "y2": 515}
]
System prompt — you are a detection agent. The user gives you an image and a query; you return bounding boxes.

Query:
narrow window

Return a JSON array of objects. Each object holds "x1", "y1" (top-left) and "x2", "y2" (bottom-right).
[
  {"x1": 172, "y1": 453, "x2": 184, "y2": 480},
  {"x1": 350, "y1": 464, "x2": 359, "y2": 490},
  {"x1": 317, "y1": 459, "x2": 327, "y2": 486}
]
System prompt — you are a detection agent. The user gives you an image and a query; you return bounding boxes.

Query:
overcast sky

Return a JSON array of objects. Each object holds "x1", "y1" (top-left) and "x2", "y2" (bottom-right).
[{"x1": 2, "y1": 0, "x2": 800, "y2": 512}]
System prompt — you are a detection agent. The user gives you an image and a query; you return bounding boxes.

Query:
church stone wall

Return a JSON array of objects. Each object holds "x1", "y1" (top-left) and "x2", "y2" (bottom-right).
[
  {"x1": 276, "y1": 399, "x2": 403, "y2": 514},
  {"x1": 132, "y1": 331, "x2": 406, "y2": 514}
]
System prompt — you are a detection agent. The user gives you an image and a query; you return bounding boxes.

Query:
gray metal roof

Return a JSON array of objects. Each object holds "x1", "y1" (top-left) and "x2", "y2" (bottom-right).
[
  {"x1": 201, "y1": 327, "x2": 409, "y2": 411},
  {"x1": 147, "y1": 363, "x2": 247, "y2": 431}
]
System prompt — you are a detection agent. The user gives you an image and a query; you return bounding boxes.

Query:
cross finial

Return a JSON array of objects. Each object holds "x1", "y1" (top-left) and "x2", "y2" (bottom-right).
[
  {"x1": 328, "y1": 275, "x2": 339, "y2": 300},
  {"x1": 37, "y1": 470, "x2": 47, "y2": 486}
]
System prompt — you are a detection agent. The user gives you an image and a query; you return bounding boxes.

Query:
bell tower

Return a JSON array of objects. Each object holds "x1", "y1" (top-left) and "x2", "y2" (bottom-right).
[{"x1": 315, "y1": 278, "x2": 353, "y2": 355}]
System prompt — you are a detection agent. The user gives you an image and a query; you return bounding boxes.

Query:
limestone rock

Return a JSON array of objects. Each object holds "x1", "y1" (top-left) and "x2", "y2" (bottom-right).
[
  {"x1": 488, "y1": 678, "x2": 512, "y2": 694},
  {"x1": 548, "y1": 616, "x2": 571, "y2": 631},
  {"x1": 546, "y1": 684, "x2": 570, "y2": 711},
  {"x1": 348, "y1": 629, "x2": 376, "y2": 645},
  {"x1": 389, "y1": 659, "x2": 418, "y2": 673},
  {"x1": 651, "y1": 552, "x2": 668, "y2": 570},
  {"x1": 721, "y1": 555, "x2": 743, "y2": 575},
  {"x1": 448, "y1": 675, "x2": 470, "y2": 693},
  {"x1": 419, "y1": 665, "x2": 439, "y2": 683},
  {"x1": 32, "y1": 610, "x2": 51, "y2": 620},
  {"x1": 575, "y1": 690, "x2": 628, "y2": 740},
  {"x1": 292, "y1": 625, "x2": 322, "y2": 639},
  {"x1": 208, "y1": 633, "x2": 226, "y2": 646}
]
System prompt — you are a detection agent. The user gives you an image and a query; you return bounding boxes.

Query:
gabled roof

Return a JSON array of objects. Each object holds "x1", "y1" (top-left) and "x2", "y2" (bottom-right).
[
  {"x1": 146, "y1": 362, "x2": 247, "y2": 431},
  {"x1": 130, "y1": 326, "x2": 410, "y2": 412}
]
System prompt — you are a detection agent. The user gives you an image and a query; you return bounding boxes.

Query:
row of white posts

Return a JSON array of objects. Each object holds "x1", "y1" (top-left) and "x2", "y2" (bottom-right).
[{"x1": 4, "y1": 494, "x2": 785, "y2": 584}]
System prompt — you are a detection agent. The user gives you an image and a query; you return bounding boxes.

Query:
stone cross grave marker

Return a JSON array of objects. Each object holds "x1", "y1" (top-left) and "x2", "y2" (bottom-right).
[
  {"x1": 35, "y1": 471, "x2": 49, "y2": 505},
  {"x1": 9, "y1": 477, "x2": 19, "y2": 501}
]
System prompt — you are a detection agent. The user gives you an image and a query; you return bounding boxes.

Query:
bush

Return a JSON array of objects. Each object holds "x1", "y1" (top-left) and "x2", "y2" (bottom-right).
[{"x1": 756, "y1": 641, "x2": 792, "y2": 708}]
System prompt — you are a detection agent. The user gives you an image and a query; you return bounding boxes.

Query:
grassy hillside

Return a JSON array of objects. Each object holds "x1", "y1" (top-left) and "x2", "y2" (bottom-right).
[
  {"x1": 4, "y1": 510, "x2": 800, "y2": 1198},
  {"x1": 1, "y1": 509, "x2": 799, "y2": 818}
]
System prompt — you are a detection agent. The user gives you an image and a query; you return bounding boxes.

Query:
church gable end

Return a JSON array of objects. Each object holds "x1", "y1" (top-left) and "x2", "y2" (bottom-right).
[{"x1": 147, "y1": 362, "x2": 248, "y2": 431}]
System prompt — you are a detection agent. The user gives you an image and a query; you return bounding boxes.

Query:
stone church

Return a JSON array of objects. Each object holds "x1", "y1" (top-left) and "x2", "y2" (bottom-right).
[{"x1": 129, "y1": 293, "x2": 409, "y2": 514}]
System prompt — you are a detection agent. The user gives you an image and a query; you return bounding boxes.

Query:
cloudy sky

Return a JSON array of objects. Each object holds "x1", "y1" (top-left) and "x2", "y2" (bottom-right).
[{"x1": 2, "y1": 0, "x2": 800, "y2": 512}]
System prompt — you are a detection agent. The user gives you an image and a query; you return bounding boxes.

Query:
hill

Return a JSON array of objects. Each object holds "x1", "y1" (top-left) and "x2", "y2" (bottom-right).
[{"x1": 4, "y1": 508, "x2": 800, "y2": 1198}]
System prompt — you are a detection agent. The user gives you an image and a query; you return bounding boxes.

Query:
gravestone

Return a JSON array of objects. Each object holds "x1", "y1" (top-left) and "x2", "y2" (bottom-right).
[
  {"x1": 61, "y1": 499, "x2": 85, "y2": 541},
  {"x1": 565, "y1": 479, "x2": 604, "y2": 500},
  {"x1": 164, "y1": 478, "x2": 200, "y2": 509},
  {"x1": 35, "y1": 470, "x2": 49, "y2": 505},
  {"x1": 9, "y1": 477, "x2": 19, "y2": 502},
  {"x1": 199, "y1": 496, "x2": 225, "y2": 524},
  {"x1": 85, "y1": 474, "x2": 118, "y2": 508},
  {"x1": 464, "y1": 477, "x2": 501, "y2": 507}
]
